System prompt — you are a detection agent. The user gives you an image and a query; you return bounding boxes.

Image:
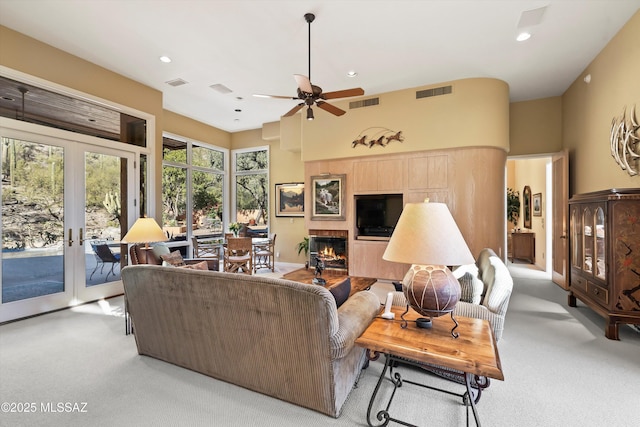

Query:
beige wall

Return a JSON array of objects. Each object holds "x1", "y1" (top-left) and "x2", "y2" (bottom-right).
[
  {"x1": 282, "y1": 78, "x2": 510, "y2": 161},
  {"x1": 164, "y1": 110, "x2": 231, "y2": 149},
  {"x1": 562, "y1": 10, "x2": 640, "y2": 195},
  {"x1": 510, "y1": 97, "x2": 563, "y2": 156},
  {"x1": 231, "y1": 130, "x2": 306, "y2": 264}
]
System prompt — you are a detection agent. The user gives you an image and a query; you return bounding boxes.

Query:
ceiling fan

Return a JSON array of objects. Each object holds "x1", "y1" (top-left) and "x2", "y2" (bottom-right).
[{"x1": 254, "y1": 13, "x2": 364, "y2": 120}]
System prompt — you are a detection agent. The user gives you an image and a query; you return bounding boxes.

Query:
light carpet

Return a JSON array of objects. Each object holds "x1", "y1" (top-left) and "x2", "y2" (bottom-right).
[{"x1": 1, "y1": 262, "x2": 639, "y2": 426}]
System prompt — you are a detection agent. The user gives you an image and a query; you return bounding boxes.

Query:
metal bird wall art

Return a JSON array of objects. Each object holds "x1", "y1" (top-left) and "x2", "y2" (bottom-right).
[{"x1": 351, "y1": 127, "x2": 404, "y2": 148}]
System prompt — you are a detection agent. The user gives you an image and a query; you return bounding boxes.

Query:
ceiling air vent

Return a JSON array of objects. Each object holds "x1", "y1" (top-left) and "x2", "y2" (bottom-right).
[
  {"x1": 165, "y1": 78, "x2": 188, "y2": 87},
  {"x1": 349, "y1": 97, "x2": 379, "y2": 109},
  {"x1": 209, "y1": 83, "x2": 233, "y2": 94},
  {"x1": 416, "y1": 85, "x2": 452, "y2": 99}
]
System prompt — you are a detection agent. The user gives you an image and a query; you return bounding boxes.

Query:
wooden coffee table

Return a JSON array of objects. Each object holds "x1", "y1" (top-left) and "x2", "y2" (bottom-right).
[
  {"x1": 282, "y1": 268, "x2": 376, "y2": 296},
  {"x1": 356, "y1": 306, "x2": 503, "y2": 427}
]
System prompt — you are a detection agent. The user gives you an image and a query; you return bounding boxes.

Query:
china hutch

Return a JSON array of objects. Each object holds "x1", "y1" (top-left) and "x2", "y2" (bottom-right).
[{"x1": 568, "y1": 188, "x2": 640, "y2": 340}]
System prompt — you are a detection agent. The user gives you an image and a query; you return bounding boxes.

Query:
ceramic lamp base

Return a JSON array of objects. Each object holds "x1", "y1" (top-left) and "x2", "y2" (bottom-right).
[{"x1": 402, "y1": 264, "x2": 461, "y2": 318}]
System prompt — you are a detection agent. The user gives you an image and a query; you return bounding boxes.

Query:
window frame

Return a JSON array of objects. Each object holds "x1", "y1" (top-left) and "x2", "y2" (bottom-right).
[
  {"x1": 162, "y1": 132, "x2": 229, "y2": 239},
  {"x1": 231, "y1": 145, "x2": 270, "y2": 227}
]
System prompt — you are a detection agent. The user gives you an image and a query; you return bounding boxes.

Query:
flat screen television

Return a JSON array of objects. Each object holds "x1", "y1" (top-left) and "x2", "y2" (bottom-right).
[{"x1": 355, "y1": 194, "x2": 403, "y2": 240}]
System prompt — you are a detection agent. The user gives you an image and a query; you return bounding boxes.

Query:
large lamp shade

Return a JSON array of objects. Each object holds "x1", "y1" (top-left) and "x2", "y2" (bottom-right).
[
  {"x1": 383, "y1": 202, "x2": 474, "y2": 332},
  {"x1": 122, "y1": 217, "x2": 168, "y2": 248}
]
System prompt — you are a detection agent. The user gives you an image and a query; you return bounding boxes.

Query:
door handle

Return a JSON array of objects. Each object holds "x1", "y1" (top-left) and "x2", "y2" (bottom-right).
[
  {"x1": 68, "y1": 228, "x2": 74, "y2": 247},
  {"x1": 79, "y1": 228, "x2": 84, "y2": 246}
]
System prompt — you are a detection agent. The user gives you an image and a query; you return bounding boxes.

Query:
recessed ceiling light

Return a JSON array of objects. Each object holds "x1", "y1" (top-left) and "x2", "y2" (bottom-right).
[
  {"x1": 516, "y1": 32, "x2": 531, "y2": 42},
  {"x1": 235, "y1": 109, "x2": 242, "y2": 113},
  {"x1": 159, "y1": 56, "x2": 172, "y2": 63},
  {"x1": 347, "y1": 71, "x2": 358, "y2": 77}
]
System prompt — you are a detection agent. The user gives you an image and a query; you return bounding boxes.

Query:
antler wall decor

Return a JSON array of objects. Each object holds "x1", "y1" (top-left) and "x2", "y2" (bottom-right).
[
  {"x1": 351, "y1": 127, "x2": 404, "y2": 148},
  {"x1": 610, "y1": 104, "x2": 640, "y2": 176}
]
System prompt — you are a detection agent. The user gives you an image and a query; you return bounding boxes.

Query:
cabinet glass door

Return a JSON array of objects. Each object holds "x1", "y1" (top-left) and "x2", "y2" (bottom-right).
[
  {"x1": 595, "y1": 207, "x2": 605, "y2": 280},
  {"x1": 582, "y1": 207, "x2": 593, "y2": 274},
  {"x1": 570, "y1": 207, "x2": 580, "y2": 269}
]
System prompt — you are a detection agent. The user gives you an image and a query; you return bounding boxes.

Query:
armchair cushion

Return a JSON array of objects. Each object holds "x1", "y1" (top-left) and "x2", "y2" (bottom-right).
[
  {"x1": 178, "y1": 260, "x2": 209, "y2": 270},
  {"x1": 160, "y1": 250, "x2": 186, "y2": 267},
  {"x1": 458, "y1": 272, "x2": 483, "y2": 304}
]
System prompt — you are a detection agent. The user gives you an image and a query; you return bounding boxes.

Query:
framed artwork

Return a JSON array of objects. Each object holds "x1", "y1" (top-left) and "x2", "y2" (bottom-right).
[
  {"x1": 533, "y1": 193, "x2": 542, "y2": 217},
  {"x1": 523, "y1": 185, "x2": 532, "y2": 229},
  {"x1": 311, "y1": 174, "x2": 346, "y2": 220},
  {"x1": 275, "y1": 183, "x2": 304, "y2": 217}
]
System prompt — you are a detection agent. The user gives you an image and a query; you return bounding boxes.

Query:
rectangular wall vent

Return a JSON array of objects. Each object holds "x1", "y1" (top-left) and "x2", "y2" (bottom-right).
[
  {"x1": 416, "y1": 85, "x2": 452, "y2": 99},
  {"x1": 166, "y1": 78, "x2": 188, "y2": 87},
  {"x1": 349, "y1": 97, "x2": 379, "y2": 109}
]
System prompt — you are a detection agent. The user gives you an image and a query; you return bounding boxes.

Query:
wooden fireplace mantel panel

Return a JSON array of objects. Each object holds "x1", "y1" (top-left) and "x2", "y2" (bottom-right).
[{"x1": 304, "y1": 147, "x2": 506, "y2": 279}]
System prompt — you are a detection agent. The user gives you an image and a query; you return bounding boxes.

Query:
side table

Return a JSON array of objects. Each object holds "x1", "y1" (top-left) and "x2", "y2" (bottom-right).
[{"x1": 355, "y1": 306, "x2": 504, "y2": 427}]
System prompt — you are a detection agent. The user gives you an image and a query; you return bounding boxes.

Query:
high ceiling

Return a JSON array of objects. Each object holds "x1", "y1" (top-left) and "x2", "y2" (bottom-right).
[{"x1": 1, "y1": 0, "x2": 638, "y2": 133}]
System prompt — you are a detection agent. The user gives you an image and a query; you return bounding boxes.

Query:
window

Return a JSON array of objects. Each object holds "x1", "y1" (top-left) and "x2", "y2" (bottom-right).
[
  {"x1": 232, "y1": 147, "x2": 269, "y2": 230},
  {"x1": 162, "y1": 135, "x2": 227, "y2": 239}
]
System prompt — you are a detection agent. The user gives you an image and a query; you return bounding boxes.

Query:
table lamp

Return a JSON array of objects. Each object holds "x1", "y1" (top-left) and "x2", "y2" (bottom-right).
[
  {"x1": 122, "y1": 217, "x2": 168, "y2": 264},
  {"x1": 383, "y1": 201, "x2": 474, "y2": 337}
]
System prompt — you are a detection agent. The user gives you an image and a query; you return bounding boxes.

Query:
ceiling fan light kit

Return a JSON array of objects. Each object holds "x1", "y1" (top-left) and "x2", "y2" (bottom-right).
[{"x1": 254, "y1": 13, "x2": 364, "y2": 119}]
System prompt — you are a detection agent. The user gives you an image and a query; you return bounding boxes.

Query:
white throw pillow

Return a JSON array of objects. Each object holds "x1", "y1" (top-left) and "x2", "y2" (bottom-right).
[{"x1": 458, "y1": 272, "x2": 483, "y2": 304}]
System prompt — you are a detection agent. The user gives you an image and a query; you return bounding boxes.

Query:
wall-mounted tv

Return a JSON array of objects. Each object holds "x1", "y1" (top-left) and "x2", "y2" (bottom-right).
[{"x1": 355, "y1": 194, "x2": 404, "y2": 240}]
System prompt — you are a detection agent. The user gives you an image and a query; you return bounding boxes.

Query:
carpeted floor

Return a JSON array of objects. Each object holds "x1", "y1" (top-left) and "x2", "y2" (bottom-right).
[{"x1": 1, "y1": 261, "x2": 639, "y2": 426}]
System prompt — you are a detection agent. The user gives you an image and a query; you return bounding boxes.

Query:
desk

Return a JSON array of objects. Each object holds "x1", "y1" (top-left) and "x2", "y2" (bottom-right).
[
  {"x1": 282, "y1": 268, "x2": 376, "y2": 297},
  {"x1": 355, "y1": 306, "x2": 503, "y2": 427}
]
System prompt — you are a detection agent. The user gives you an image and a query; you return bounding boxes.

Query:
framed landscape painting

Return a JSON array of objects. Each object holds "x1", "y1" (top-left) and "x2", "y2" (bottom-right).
[
  {"x1": 275, "y1": 183, "x2": 304, "y2": 217},
  {"x1": 311, "y1": 174, "x2": 345, "y2": 220}
]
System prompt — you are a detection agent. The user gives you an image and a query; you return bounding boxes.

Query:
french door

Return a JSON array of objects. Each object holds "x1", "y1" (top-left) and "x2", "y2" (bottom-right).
[{"x1": 0, "y1": 124, "x2": 135, "y2": 322}]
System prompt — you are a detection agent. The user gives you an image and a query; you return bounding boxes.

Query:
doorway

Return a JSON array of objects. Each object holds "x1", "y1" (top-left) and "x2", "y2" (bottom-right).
[
  {"x1": 506, "y1": 156, "x2": 553, "y2": 277},
  {"x1": 0, "y1": 127, "x2": 135, "y2": 322}
]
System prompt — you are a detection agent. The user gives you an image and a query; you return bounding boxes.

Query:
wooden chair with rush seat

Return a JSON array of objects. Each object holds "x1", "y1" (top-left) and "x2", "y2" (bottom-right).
[{"x1": 223, "y1": 237, "x2": 253, "y2": 274}]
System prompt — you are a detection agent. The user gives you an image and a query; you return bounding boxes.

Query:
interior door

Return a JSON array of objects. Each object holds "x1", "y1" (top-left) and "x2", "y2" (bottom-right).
[
  {"x1": 0, "y1": 126, "x2": 135, "y2": 322},
  {"x1": 552, "y1": 150, "x2": 569, "y2": 289}
]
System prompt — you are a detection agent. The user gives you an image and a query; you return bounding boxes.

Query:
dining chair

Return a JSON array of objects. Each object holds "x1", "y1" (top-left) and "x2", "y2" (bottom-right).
[
  {"x1": 254, "y1": 233, "x2": 276, "y2": 273},
  {"x1": 223, "y1": 237, "x2": 253, "y2": 274},
  {"x1": 191, "y1": 236, "x2": 221, "y2": 260}
]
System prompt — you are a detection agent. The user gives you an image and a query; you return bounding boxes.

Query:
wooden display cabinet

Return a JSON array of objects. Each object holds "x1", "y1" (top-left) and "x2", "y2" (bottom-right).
[{"x1": 568, "y1": 188, "x2": 640, "y2": 340}]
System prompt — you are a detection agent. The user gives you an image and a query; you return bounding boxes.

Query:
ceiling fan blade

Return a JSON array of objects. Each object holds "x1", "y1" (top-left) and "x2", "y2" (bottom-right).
[
  {"x1": 283, "y1": 103, "x2": 305, "y2": 117},
  {"x1": 321, "y1": 87, "x2": 365, "y2": 100},
  {"x1": 294, "y1": 74, "x2": 313, "y2": 94},
  {"x1": 316, "y1": 101, "x2": 345, "y2": 116},
  {"x1": 253, "y1": 94, "x2": 298, "y2": 100}
]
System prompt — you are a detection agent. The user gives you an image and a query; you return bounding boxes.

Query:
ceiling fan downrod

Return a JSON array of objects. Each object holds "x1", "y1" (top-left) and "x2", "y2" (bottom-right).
[{"x1": 305, "y1": 13, "x2": 315, "y2": 83}]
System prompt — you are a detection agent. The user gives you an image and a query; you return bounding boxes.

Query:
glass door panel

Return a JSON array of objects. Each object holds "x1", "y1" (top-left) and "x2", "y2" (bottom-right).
[
  {"x1": 76, "y1": 148, "x2": 133, "y2": 303},
  {"x1": 1, "y1": 138, "x2": 66, "y2": 304},
  {"x1": 595, "y1": 207, "x2": 605, "y2": 280}
]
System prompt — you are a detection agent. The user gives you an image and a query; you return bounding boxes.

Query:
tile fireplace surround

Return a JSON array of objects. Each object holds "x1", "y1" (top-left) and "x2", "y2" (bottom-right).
[{"x1": 309, "y1": 230, "x2": 347, "y2": 272}]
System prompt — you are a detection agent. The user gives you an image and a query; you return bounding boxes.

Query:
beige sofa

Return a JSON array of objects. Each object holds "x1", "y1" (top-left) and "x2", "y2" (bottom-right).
[{"x1": 121, "y1": 265, "x2": 381, "y2": 417}]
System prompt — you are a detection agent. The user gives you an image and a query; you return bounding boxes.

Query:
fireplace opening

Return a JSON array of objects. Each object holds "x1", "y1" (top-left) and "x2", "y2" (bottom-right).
[{"x1": 309, "y1": 235, "x2": 347, "y2": 271}]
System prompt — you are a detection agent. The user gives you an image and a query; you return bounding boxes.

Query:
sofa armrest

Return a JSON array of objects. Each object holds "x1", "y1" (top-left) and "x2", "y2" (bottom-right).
[{"x1": 330, "y1": 291, "x2": 381, "y2": 360}]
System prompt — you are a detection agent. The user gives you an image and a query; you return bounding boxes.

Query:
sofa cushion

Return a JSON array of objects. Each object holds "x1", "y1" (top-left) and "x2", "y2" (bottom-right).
[
  {"x1": 458, "y1": 272, "x2": 483, "y2": 304},
  {"x1": 160, "y1": 250, "x2": 185, "y2": 267},
  {"x1": 329, "y1": 278, "x2": 351, "y2": 308}
]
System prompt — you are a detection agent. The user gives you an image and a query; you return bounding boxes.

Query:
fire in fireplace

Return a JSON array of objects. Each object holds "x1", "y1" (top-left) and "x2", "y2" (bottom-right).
[{"x1": 309, "y1": 235, "x2": 347, "y2": 271}]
